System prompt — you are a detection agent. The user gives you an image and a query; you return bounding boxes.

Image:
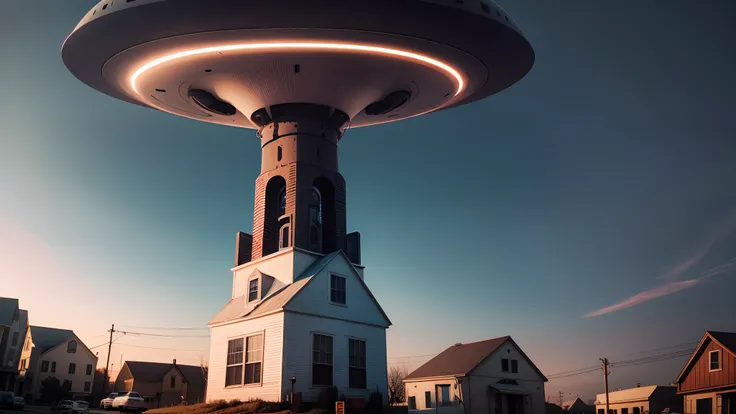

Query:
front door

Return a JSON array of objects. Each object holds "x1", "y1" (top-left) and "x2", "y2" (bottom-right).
[
  {"x1": 507, "y1": 395, "x2": 524, "y2": 414},
  {"x1": 697, "y1": 398, "x2": 713, "y2": 414}
]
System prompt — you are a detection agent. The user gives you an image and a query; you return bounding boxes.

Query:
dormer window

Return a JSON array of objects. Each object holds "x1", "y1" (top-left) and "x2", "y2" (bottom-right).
[
  {"x1": 67, "y1": 340, "x2": 77, "y2": 354},
  {"x1": 248, "y1": 279, "x2": 259, "y2": 302},
  {"x1": 710, "y1": 350, "x2": 721, "y2": 372},
  {"x1": 330, "y1": 274, "x2": 346, "y2": 305}
]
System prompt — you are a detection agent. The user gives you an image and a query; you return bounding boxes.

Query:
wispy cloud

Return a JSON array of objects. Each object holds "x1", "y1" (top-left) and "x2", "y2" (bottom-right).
[
  {"x1": 660, "y1": 214, "x2": 736, "y2": 281},
  {"x1": 585, "y1": 259, "x2": 736, "y2": 317}
]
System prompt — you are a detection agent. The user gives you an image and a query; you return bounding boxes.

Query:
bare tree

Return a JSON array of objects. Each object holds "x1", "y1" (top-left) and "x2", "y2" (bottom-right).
[{"x1": 388, "y1": 365, "x2": 408, "y2": 405}]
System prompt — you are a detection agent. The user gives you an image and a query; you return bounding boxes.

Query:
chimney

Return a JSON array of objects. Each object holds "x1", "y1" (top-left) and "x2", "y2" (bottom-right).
[{"x1": 173, "y1": 359, "x2": 177, "y2": 366}]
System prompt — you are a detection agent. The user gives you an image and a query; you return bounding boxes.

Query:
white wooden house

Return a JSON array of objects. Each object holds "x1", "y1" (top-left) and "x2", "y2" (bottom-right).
[
  {"x1": 207, "y1": 248, "x2": 391, "y2": 404},
  {"x1": 404, "y1": 337, "x2": 547, "y2": 414}
]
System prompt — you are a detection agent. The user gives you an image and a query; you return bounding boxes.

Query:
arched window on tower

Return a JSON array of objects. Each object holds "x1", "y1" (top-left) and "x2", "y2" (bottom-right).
[
  {"x1": 308, "y1": 187, "x2": 322, "y2": 252},
  {"x1": 263, "y1": 176, "x2": 287, "y2": 256},
  {"x1": 67, "y1": 340, "x2": 77, "y2": 354},
  {"x1": 312, "y1": 177, "x2": 336, "y2": 253}
]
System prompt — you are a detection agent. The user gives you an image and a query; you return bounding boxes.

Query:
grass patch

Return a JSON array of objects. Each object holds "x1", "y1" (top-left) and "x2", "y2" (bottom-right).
[{"x1": 146, "y1": 399, "x2": 291, "y2": 414}]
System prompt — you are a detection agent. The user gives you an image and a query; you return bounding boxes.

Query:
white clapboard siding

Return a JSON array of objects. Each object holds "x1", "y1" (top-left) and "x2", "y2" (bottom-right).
[
  {"x1": 285, "y1": 254, "x2": 390, "y2": 328},
  {"x1": 207, "y1": 313, "x2": 285, "y2": 402},
  {"x1": 282, "y1": 312, "x2": 388, "y2": 403}
]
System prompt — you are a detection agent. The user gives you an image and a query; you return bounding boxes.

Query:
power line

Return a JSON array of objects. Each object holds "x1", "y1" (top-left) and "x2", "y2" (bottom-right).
[
  {"x1": 118, "y1": 325, "x2": 208, "y2": 331},
  {"x1": 116, "y1": 330, "x2": 209, "y2": 338},
  {"x1": 388, "y1": 353, "x2": 438, "y2": 360},
  {"x1": 115, "y1": 342, "x2": 207, "y2": 352},
  {"x1": 618, "y1": 341, "x2": 699, "y2": 358}
]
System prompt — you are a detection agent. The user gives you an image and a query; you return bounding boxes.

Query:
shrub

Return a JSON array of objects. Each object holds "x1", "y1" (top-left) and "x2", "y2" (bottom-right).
[
  {"x1": 317, "y1": 386, "x2": 339, "y2": 410},
  {"x1": 207, "y1": 400, "x2": 231, "y2": 411},
  {"x1": 368, "y1": 391, "x2": 383, "y2": 413}
]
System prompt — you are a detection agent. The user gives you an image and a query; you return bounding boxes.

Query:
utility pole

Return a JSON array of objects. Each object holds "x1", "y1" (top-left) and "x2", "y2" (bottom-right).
[
  {"x1": 600, "y1": 358, "x2": 610, "y2": 414},
  {"x1": 558, "y1": 391, "x2": 565, "y2": 407},
  {"x1": 103, "y1": 324, "x2": 115, "y2": 396}
]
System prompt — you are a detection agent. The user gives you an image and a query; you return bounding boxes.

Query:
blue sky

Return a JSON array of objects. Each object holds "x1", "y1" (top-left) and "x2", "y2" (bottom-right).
[{"x1": 1, "y1": 0, "x2": 735, "y2": 401}]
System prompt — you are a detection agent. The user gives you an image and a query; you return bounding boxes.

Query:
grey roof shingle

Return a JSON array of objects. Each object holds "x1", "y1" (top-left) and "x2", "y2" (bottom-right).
[
  {"x1": 709, "y1": 331, "x2": 736, "y2": 353},
  {"x1": 0, "y1": 297, "x2": 19, "y2": 327},
  {"x1": 125, "y1": 361, "x2": 206, "y2": 387},
  {"x1": 406, "y1": 337, "x2": 509, "y2": 379},
  {"x1": 406, "y1": 336, "x2": 547, "y2": 381},
  {"x1": 29, "y1": 326, "x2": 76, "y2": 353}
]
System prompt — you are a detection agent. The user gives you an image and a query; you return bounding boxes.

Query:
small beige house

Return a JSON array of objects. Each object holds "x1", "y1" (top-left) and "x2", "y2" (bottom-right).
[
  {"x1": 594, "y1": 385, "x2": 681, "y2": 414},
  {"x1": 404, "y1": 336, "x2": 547, "y2": 414},
  {"x1": 16, "y1": 326, "x2": 98, "y2": 401},
  {"x1": 115, "y1": 360, "x2": 207, "y2": 407}
]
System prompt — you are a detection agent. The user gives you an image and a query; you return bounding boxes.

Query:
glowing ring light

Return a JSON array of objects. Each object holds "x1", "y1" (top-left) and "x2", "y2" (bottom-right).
[{"x1": 130, "y1": 42, "x2": 465, "y2": 98}]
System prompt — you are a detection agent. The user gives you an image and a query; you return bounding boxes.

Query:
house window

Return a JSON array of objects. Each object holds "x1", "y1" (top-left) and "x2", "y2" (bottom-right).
[
  {"x1": 599, "y1": 410, "x2": 605, "y2": 414},
  {"x1": 245, "y1": 333, "x2": 263, "y2": 384},
  {"x1": 63, "y1": 380, "x2": 72, "y2": 391},
  {"x1": 67, "y1": 340, "x2": 77, "y2": 353},
  {"x1": 69, "y1": 363, "x2": 76, "y2": 374},
  {"x1": 84, "y1": 382, "x2": 91, "y2": 392},
  {"x1": 511, "y1": 359, "x2": 518, "y2": 373},
  {"x1": 280, "y1": 224, "x2": 290, "y2": 250},
  {"x1": 409, "y1": 396, "x2": 417, "y2": 410},
  {"x1": 171, "y1": 375, "x2": 176, "y2": 388},
  {"x1": 349, "y1": 339, "x2": 366, "y2": 389},
  {"x1": 277, "y1": 146, "x2": 283, "y2": 162},
  {"x1": 51, "y1": 361, "x2": 56, "y2": 373},
  {"x1": 86, "y1": 364, "x2": 93, "y2": 375},
  {"x1": 633, "y1": 408, "x2": 640, "y2": 414},
  {"x1": 11, "y1": 332, "x2": 18, "y2": 346},
  {"x1": 248, "y1": 278, "x2": 259, "y2": 302},
  {"x1": 425, "y1": 391, "x2": 432, "y2": 409},
  {"x1": 312, "y1": 334, "x2": 333, "y2": 386},
  {"x1": 439, "y1": 385, "x2": 451, "y2": 406},
  {"x1": 330, "y1": 275, "x2": 346, "y2": 304},
  {"x1": 41, "y1": 361, "x2": 50, "y2": 372},
  {"x1": 502, "y1": 358, "x2": 509, "y2": 372},
  {"x1": 225, "y1": 338, "x2": 244, "y2": 386},
  {"x1": 622, "y1": 409, "x2": 629, "y2": 414},
  {"x1": 710, "y1": 350, "x2": 721, "y2": 371}
]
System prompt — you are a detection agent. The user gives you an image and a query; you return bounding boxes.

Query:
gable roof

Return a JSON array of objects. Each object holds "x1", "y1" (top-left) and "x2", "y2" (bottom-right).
[
  {"x1": 29, "y1": 326, "x2": 76, "y2": 353},
  {"x1": 210, "y1": 250, "x2": 391, "y2": 326},
  {"x1": 406, "y1": 337, "x2": 508, "y2": 380},
  {"x1": 125, "y1": 361, "x2": 206, "y2": 387},
  {"x1": 405, "y1": 336, "x2": 547, "y2": 381},
  {"x1": 595, "y1": 385, "x2": 660, "y2": 404},
  {"x1": 0, "y1": 297, "x2": 19, "y2": 326},
  {"x1": 676, "y1": 331, "x2": 736, "y2": 383}
]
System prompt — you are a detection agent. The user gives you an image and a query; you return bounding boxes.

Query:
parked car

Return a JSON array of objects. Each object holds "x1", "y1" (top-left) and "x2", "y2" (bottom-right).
[
  {"x1": 52, "y1": 400, "x2": 90, "y2": 414},
  {"x1": 0, "y1": 392, "x2": 24, "y2": 410},
  {"x1": 112, "y1": 391, "x2": 146, "y2": 412},
  {"x1": 74, "y1": 400, "x2": 90, "y2": 413},
  {"x1": 12, "y1": 396, "x2": 25, "y2": 411},
  {"x1": 100, "y1": 392, "x2": 118, "y2": 409},
  {"x1": 51, "y1": 400, "x2": 74, "y2": 411}
]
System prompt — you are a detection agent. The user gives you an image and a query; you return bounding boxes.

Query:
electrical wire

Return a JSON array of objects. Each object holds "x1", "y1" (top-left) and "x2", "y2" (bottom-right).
[
  {"x1": 117, "y1": 325, "x2": 208, "y2": 331},
  {"x1": 116, "y1": 330, "x2": 209, "y2": 338}
]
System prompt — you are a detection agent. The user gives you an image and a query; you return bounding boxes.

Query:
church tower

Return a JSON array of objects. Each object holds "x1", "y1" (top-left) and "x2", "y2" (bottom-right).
[{"x1": 235, "y1": 103, "x2": 361, "y2": 267}]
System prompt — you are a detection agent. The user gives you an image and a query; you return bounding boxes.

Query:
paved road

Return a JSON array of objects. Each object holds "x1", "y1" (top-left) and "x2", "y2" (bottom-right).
[{"x1": 1, "y1": 408, "x2": 108, "y2": 414}]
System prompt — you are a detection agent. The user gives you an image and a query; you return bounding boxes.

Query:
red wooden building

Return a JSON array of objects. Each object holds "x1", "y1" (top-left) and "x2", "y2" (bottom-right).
[{"x1": 676, "y1": 331, "x2": 736, "y2": 414}]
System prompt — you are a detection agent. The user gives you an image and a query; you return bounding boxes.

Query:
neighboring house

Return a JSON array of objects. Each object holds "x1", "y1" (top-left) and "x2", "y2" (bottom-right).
[
  {"x1": 207, "y1": 249, "x2": 391, "y2": 404},
  {"x1": 675, "y1": 331, "x2": 736, "y2": 414},
  {"x1": 114, "y1": 360, "x2": 207, "y2": 407},
  {"x1": 594, "y1": 386, "x2": 681, "y2": 414},
  {"x1": 0, "y1": 297, "x2": 27, "y2": 391},
  {"x1": 15, "y1": 326, "x2": 98, "y2": 401},
  {"x1": 563, "y1": 398, "x2": 594, "y2": 414},
  {"x1": 404, "y1": 336, "x2": 548, "y2": 414}
]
